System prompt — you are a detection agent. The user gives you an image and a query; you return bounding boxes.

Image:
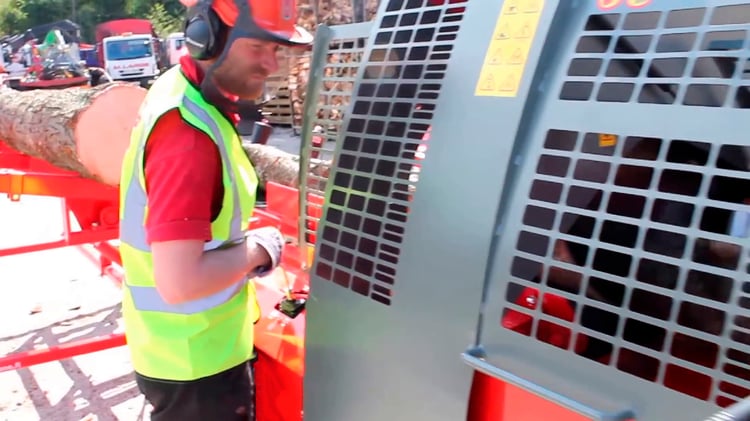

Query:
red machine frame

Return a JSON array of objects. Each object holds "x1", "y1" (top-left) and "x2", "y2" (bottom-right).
[
  {"x1": 0, "y1": 142, "x2": 126, "y2": 372},
  {"x1": 0, "y1": 142, "x2": 314, "y2": 420}
]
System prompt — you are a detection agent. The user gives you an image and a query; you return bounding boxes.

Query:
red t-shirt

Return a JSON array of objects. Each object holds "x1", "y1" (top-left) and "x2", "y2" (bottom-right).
[{"x1": 142, "y1": 53, "x2": 240, "y2": 244}]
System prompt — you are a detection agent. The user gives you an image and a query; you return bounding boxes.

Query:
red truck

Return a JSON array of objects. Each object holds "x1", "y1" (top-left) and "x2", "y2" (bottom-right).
[{"x1": 94, "y1": 19, "x2": 163, "y2": 87}]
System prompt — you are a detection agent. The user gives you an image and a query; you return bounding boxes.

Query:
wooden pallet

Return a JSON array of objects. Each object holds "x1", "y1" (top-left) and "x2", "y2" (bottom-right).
[{"x1": 262, "y1": 78, "x2": 294, "y2": 126}]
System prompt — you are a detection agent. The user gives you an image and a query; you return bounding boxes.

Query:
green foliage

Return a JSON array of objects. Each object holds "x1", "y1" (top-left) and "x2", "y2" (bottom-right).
[
  {"x1": 147, "y1": 3, "x2": 181, "y2": 38},
  {"x1": 0, "y1": 0, "x2": 185, "y2": 40},
  {"x1": 128, "y1": 0, "x2": 184, "y2": 18},
  {"x1": 0, "y1": 0, "x2": 29, "y2": 34}
]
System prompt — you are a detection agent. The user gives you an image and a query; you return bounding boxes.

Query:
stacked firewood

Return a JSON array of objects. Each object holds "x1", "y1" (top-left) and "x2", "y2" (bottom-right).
[{"x1": 283, "y1": 0, "x2": 382, "y2": 129}]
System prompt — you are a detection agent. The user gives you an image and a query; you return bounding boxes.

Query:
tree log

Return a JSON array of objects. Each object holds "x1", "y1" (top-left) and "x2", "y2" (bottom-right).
[
  {"x1": 242, "y1": 142, "x2": 331, "y2": 191},
  {"x1": 0, "y1": 82, "x2": 147, "y2": 186},
  {"x1": 0, "y1": 84, "x2": 332, "y2": 191}
]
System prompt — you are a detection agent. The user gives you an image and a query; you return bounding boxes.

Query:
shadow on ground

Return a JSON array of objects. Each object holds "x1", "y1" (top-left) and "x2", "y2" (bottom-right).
[{"x1": 1, "y1": 305, "x2": 146, "y2": 421}]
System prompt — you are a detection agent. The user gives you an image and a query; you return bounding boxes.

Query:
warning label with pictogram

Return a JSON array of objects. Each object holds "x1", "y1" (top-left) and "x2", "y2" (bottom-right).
[
  {"x1": 494, "y1": 22, "x2": 511, "y2": 40},
  {"x1": 504, "y1": 0, "x2": 519, "y2": 13},
  {"x1": 474, "y1": 0, "x2": 545, "y2": 97},
  {"x1": 479, "y1": 74, "x2": 496, "y2": 91},
  {"x1": 516, "y1": 23, "x2": 531, "y2": 38},
  {"x1": 509, "y1": 48, "x2": 524, "y2": 64},
  {"x1": 500, "y1": 73, "x2": 520, "y2": 92},
  {"x1": 490, "y1": 48, "x2": 503, "y2": 65},
  {"x1": 523, "y1": 0, "x2": 543, "y2": 13}
]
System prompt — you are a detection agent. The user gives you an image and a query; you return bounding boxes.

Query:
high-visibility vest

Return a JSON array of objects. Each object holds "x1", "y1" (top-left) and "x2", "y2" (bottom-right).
[{"x1": 118, "y1": 65, "x2": 261, "y2": 381}]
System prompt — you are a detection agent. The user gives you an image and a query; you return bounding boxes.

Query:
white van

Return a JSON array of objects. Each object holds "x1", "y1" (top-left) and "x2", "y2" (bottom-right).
[{"x1": 166, "y1": 32, "x2": 186, "y2": 68}]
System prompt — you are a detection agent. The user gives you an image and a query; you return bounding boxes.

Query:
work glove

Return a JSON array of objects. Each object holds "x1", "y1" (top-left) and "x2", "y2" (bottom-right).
[{"x1": 246, "y1": 226, "x2": 284, "y2": 276}]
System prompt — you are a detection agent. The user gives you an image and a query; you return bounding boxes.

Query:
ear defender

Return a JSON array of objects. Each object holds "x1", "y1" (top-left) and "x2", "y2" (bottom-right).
[{"x1": 184, "y1": 4, "x2": 224, "y2": 60}]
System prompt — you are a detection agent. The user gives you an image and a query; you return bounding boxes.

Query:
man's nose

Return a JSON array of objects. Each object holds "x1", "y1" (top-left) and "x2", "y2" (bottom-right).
[{"x1": 260, "y1": 49, "x2": 279, "y2": 74}]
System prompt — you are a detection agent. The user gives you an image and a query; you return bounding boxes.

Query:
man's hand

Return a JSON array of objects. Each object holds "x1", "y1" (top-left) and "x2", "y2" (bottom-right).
[{"x1": 245, "y1": 226, "x2": 284, "y2": 276}]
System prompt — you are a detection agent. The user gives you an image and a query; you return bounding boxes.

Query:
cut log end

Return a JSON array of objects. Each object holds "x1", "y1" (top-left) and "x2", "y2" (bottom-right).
[{"x1": 74, "y1": 84, "x2": 147, "y2": 186}]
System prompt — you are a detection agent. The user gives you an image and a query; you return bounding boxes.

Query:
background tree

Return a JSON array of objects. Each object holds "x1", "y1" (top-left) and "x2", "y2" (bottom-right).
[
  {"x1": 0, "y1": 0, "x2": 30, "y2": 35},
  {"x1": 0, "y1": 0, "x2": 185, "y2": 40},
  {"x1": 146, "y1": 3, "x2": 181, "y2": 38}
]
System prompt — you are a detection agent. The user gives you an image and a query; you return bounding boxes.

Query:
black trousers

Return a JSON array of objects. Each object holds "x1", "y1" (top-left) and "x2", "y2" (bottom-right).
[{"x1": 136, "y1": 360, "x2": 256, "y2": 421}]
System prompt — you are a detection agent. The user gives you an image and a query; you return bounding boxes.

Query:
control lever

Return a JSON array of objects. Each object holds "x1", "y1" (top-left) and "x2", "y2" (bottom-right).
[
  {"x1": 704, "y1": 398, "x2": 750, "y2": 421},
  {"x1": 274, "y1": 268, "x2": 306, "y2": 319}
]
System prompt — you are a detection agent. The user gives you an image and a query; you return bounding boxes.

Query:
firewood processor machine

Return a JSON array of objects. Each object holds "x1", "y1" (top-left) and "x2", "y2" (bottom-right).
[{"x1": 2, "y1": 0, "x2": 750, "y2": 420}]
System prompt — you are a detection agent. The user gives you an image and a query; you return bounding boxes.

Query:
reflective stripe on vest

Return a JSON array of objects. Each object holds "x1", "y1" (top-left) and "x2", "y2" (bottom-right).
[
  {"x1": 120, "y1": 87, "x2": 245, "y2": 314},
  {"x1": 127, "y1": 281, "x2": 245, "y2": 315}
]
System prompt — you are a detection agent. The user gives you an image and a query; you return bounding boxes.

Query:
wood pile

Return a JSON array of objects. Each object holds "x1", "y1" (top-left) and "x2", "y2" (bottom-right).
[{"x1": 279, "y1": 0, "x2": 381, "y2": 131}]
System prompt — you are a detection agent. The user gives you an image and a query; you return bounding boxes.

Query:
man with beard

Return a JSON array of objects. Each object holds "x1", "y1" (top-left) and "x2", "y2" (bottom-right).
[{"x1": 117, "y1": 1, "x2": 313, "y2": 419}]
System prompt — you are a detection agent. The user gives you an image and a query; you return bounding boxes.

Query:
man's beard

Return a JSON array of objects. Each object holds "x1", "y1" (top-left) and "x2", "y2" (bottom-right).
[{"x1": 213, "y1": 68, "x2": 268, "y2": 101}]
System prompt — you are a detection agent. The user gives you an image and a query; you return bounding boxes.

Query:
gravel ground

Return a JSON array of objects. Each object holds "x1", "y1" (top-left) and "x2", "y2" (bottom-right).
[{"x1": 0, "y1": 126, "x2": 309, "y2": 421}]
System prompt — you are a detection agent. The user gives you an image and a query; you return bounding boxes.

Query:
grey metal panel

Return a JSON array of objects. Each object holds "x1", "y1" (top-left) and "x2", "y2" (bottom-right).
[
  {"x1": 303, "y1": 0, "x2": 507, "y2": 419},
  {"x1": 471, "y1": 1, "x2": 750, "y2": 420}
]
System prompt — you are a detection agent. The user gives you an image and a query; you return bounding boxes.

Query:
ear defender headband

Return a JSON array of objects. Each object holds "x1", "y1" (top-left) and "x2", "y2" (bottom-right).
[
  {"x1": 193, "y1": 0, "x2": 265, "y2": 97},
  {"x1": 185, "y1": 0, "x2": 304, "y2": 106},
  {"x1": 183, "y1": 0, "x2": 225, "y2": 61},
  {"x1": 184, "y1": 0, "x2": 287, "y2": 62}
]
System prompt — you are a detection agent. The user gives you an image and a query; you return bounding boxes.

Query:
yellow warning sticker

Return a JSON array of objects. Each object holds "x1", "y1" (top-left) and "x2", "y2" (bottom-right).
[{"x1": 474, "y1": 0, "x2": 545, "y2": 98}]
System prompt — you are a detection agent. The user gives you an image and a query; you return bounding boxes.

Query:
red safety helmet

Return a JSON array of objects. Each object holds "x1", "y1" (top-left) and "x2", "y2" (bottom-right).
[
  {"x1": 214, "y1": 0, "x2": 312, "y2": 46},
  {"x1": 181, "y1": 0, "x2": 313, "y2": 47}
]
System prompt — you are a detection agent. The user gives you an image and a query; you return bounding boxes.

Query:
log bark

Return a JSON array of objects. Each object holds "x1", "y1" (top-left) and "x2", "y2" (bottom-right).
[
  {"x1": 0, "y1": 82, "x2": 147, "y2": 186},
  {"x1": 0, "y1": 83, "x2": 332, "y2": 191},
  {"x1": 242, "y1": 142, "x2": 331, "y2": 191}
]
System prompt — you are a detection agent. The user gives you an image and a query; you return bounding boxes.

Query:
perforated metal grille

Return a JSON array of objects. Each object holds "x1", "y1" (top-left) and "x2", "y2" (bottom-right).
[
  {"x1": 301, "y1": 34, "x2": 370, "y2": 249},
  {"x1": 312, "y1": 0, "x2": 469, "y2": 305},
  {"x1": 500, "y1": 3, "x2": 750, "y2": 408},
  {"x1": 309, "y1": 39, "x2": 368, "y2": 166},
  {"x1": 502, "y1": 128, "x2": 750, "y2": 406},
  {"x1": 562, "y1": 4, "x2": 750, "y2": 108}
]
